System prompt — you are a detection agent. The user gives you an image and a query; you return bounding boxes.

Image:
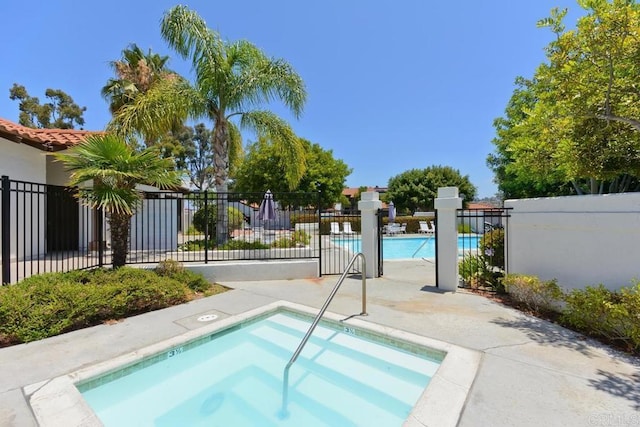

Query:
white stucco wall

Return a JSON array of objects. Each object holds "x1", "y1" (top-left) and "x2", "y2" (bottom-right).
[
  {"x1": 505, "y1": 193, "x2": 640, "y2": 291},
  {"x1": 45, "y1": 155, "x2": 71, "y2": 186},
  {"x1": 1, "y1": 140, "x2": 48, "y2": 260},
  {"x1": 129, "y1": 198, "x2": 178, "y2": 251},
  {"x1": 1, "y1": 138, "x2": 47, "y2": 182}
]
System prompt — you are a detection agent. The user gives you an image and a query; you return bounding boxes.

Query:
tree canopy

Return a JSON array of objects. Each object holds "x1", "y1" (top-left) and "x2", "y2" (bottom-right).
[
  {"x1": 231, "y1": 137, "x2": 351, "y2": 209},
  {"x1": 385, "y1": 166, "x2": 476, "y2": 213},
  {"x1": 9, "y1": 84, "x2": 86, "y2": 129},
  {"x1": 489, "y1": 0, "x2": 640, "y2": 196}
]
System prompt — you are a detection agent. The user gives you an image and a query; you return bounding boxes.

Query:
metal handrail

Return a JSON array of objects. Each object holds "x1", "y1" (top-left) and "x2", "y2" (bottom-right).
[
  {"x1": 411, "y1": 235, "x2": 433, "y2": 258},
  {"x1": 280, "y1": 252, "x2": 367, "y2": 416}
]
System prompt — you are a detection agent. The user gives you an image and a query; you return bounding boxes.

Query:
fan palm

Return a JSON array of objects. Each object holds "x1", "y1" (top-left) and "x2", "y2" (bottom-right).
[
  {"x1": 109, "y1": 5, "x2": 308, "y2": 243},
  {"x1": 55, "y1": 134, "x2": 181, "y2": 267}
]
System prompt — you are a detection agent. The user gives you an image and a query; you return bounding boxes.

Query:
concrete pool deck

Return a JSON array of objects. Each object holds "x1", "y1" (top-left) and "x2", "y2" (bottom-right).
[{"x1": 1, "y1": 259, "x2": 639, "y2": 426}]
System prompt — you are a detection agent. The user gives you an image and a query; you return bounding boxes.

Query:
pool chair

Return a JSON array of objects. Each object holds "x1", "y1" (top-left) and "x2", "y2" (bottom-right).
[
  {"x1": 387, "y1": 223, "x2": 401, "y2": 235},
  {"x1": 418, "y1": 221, "x2": 433, "y2": 235},
  {"x1": 330, "y1": 222, "x2": 342, "y2": 235},
  {"x1": 342, "y1": 221, "x2": 356, "y2": 235},
  {"x1": 399, "y1": 223, "x2": 407, "y2": 234},
  {"x1": 430, "y1": 221, "x2": 436, "y2": 234}
]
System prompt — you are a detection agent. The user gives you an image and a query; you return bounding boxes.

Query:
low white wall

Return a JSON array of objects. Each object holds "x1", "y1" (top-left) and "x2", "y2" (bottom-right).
[
  {"x1": 186, "y1": 259, "x2": 318, "y2": 281},
  {"x1": 505, "y1": 193, "x2": 640, "y2": 291}
]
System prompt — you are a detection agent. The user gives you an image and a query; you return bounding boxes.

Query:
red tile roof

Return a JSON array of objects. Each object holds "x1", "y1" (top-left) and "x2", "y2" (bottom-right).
[
  {"x1": 467, "y1": 202, "x2": 501, "y2": 210},
  {"x1": 342, "y1": 186, "x2": 388, "y2": 198},
  {"x1": 0, "y1": 117, "x2": 100, "y2": 151}
]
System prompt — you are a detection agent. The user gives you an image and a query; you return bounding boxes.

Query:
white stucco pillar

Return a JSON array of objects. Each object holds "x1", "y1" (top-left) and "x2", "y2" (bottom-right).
[
  {"x1": 434, "y1": 187, "x2": 462, "y2": 292},
  {"x1": 358, "y1": 191, "x2": 383, "y2": 278}
]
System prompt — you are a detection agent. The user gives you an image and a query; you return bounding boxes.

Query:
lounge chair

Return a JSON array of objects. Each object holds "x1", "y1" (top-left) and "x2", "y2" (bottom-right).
[
  {"x1": 330, "y1": 222, "x2": 342, "y2": 235},
  {"x1": 387, "y1": 223, "x2": 401, "y2": 235},
  {"x1": 418, "y1": 221, "x2": 433, "y2": 234},
  {"x1": 342, "y1": 221, "x2": 356, "y2": 235},
  {"x1": 399, "y1": 223, "x2": 407, "y2": 234},
  {"x1": 430, "y1": 221, "x2": 436, "y2": 234}
]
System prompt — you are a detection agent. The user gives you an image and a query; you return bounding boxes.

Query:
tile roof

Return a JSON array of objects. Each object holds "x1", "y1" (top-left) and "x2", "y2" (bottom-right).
[
  {"x1": 342, "y1": 186, "x2": 388, "y2": 197},
  {"x1": 0, "y1": 117, "x2": 100, "y2": 151},
  {"x1": 467, "y1": 202, "x2": 501, "y2": 210}
]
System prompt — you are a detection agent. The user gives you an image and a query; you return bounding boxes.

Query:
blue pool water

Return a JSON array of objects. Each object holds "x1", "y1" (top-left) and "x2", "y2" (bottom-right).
[
  {"x1": 333, "y1": 235, "x2": 480, "y2": 259},
  {"x1": 79, "y1": 312, "x2": 442, "y2": 426}
]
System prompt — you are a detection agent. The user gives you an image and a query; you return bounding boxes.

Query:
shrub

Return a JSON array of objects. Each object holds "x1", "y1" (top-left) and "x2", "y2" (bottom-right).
[
  {"x1": 561, "y1": 283, "x2": 640, "y2": 352},
  {"x1": 220, "y1": 240, "x2": 269, "y2": 250},
  {"x1": 193, "y1": 205, "x2": 244, "y2": 239},
  {"x1": 459, "y1": 254, "x2": 503, "y2": 292},
  {"x1": 0, "y1": 268, "x2": 190, "y2": 344},
  {"x1": 154, "y1": 260, "x2": 210, "y2": 293},
  {"x1": 503, "y1": 274, "x2": 563, "y2": 313},
  {"x1": 480, "y1": 228, "x2": 505, "y2": 269},
  {"x1": 458, "y1": 223, "x2": 472, "y2": 233},
  {"x1": 178, "y1": 239, "x2": 215, "y2": 251}
]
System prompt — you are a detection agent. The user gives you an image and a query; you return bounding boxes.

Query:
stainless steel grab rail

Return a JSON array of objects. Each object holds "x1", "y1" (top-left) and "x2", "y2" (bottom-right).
[{"x1": 280, "y1": 252, "x2": 367, "y2": 416}]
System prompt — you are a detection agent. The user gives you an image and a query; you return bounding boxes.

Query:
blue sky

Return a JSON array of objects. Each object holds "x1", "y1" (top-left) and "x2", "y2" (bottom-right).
[{"x1": 1, "y1": 1, "x2": 585, "y2": 198}]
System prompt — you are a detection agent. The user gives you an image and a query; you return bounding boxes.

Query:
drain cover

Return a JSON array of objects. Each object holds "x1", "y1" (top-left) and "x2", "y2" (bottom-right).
[{"x1": 197, "y1": 314, "x2": 219, "y2": 322}]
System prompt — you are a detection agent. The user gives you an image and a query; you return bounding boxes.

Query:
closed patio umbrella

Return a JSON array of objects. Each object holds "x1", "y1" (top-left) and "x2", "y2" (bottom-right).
[
  {"x1": 258, "y1": 190, "x2": 277, "y2": 221},
  {"x1": 388, "y1": 201, "x2": 396, "y2": 223}
]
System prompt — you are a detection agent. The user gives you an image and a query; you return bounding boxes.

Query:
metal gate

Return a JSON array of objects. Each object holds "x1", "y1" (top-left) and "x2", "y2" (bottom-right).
[
  {"x1": 456, "y1": 207, "x2": 511, "y2": 291},
  {"x1": 320, "y1": 213, "x2": 362, "y2": 275}
]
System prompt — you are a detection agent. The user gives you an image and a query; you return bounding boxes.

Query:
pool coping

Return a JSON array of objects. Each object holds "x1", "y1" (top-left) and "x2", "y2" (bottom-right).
[{"x1": 25, "y1": 301, "x2": 481, "y2": 427}]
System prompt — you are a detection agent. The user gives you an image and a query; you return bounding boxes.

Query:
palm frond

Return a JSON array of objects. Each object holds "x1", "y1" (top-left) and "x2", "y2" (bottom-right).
[
  {"x1": 107, "y1": 76, "x2": 202, "y2": 141},
  {"x1": 240, "y1": 111, "x2": 306, "y2": 188}
]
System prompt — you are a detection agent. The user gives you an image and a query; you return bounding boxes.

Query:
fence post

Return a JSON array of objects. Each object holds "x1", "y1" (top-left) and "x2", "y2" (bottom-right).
[
  {"x1": 317, "y1": 190, "x2": 322, "y2": 277},
  {"x1": 203, "y1": 191, "x2": 209, "y2": 264},
  {"x1": 358, "y1": 191, "x2": 382, "y2": 278},
  {"x1": 434, "y1": 187, "x2": 462, "y2": 292},
  {"x1": 1, "y1": 176, "x2": 10, "y2": 284},
  {"x1": 97, "y1": 207, "x2": 104, "y2": 268}
]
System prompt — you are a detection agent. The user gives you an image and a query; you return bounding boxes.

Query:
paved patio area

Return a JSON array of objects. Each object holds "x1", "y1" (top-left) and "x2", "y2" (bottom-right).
[{"x1": 1, "y1": 259, "x2": 638, "y2": 426}]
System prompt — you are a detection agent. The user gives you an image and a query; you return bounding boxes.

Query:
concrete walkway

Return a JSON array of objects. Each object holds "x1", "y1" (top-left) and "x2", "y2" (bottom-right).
[{"x1": 1, "y1": 260, "x2": 638, "y2": 426}]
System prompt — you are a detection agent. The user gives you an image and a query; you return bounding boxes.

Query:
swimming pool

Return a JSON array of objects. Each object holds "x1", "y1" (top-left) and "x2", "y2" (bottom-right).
[
  {"x1": 332, "y1": 235, "x2": 480, "y2": 259},
  {"x1": 28, "y1": 302, "x2": 481, "y2": 427},
  {"x1": 78, "y1": 311, "x2": 442, "y2": 426}
]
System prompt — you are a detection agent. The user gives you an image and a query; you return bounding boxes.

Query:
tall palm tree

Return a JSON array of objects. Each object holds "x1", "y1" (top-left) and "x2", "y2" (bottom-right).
[
  {"x1": 55, "y1": 134, "x2": 181, "y2": 267},
  {"x1": 110, "y1": 5, "x2": 308, "y2": 243},
  {"x1": 102, "y1": 44, "x2": 172, "y2": 115}
]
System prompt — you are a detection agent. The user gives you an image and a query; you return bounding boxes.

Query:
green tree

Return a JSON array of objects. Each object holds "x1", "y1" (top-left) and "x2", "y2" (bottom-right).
[
  {"x1": 156, "y1": 123, "x2": 216, "y2": 190},
  {"x1": 385, "y1": 166, "x2": 476, "y2": 213},
  {"x1": 487, "y1": 77, "x2": 575, "y2": 198},
  {"x1": 232, "y1": 137, "x2": 351, "y2": 208},
  {"x1": 55, "y1": 134, "x2": 181, "y2": 268},
  {"x1": 494, "y1": 2, "x2": 640, "y2": 195},
  {"x1": 109, "y1": 5, "x2": 307, "y2": 243},
  {"x1": 9, "y1": 84, "x2": 86, "y2": 129}
]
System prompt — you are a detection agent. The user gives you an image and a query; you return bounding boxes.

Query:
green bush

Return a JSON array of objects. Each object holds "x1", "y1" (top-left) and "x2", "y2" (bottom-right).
[
  {"x1": 193, "y1": 205, "x2": 244, "y2": 239},
  {"x1": 220, "y1": 240, "x2": 270, "y2": 250},
  {"x1": 561, "y1": 283, "x2": 640, "y2": 352},
  {"x1": 178, "y1": 239, "x2": 216, "y2": 251},
  {"x1": 503, "y1": 274, "x2": 563, "y2": 313},
  {"x1": 0, "y1": 268, "x2": 192, "y2": 344},
  {"x1": 458, "y1": 223, "x2": 472, "y2": 233},
  {"x1": 459, "y1": 254, "x2": 503, "y2": 291},
  {"x1": 154, "y1": 260, "x2": 210, "y2": 293},
  {"x1": 480, "y1": 229, "x2": 505, "y2": 269}
]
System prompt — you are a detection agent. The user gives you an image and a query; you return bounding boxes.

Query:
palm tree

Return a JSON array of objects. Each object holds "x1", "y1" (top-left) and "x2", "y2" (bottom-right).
[
  {"x1": 102, "y1": 44, "x2": 172, "y2": 116},
  {"x1": 109, "y1": 5, "x2": 308, "y2": 243},
  {"x1": 55, "y1": 134, "x2": 181, "y2": 268}
]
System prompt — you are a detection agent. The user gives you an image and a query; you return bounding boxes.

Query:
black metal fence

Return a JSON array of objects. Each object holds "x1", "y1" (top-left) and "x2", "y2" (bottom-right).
[
  {"x1": 319, "y1": 213, "x2": 363, "y2": 275},
  {"x1": 1, "y1": 175, "x2": 325, "y2": 284},
  {"x1": 457, "y1": 207, "x2": 511, "y2": 291}
]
